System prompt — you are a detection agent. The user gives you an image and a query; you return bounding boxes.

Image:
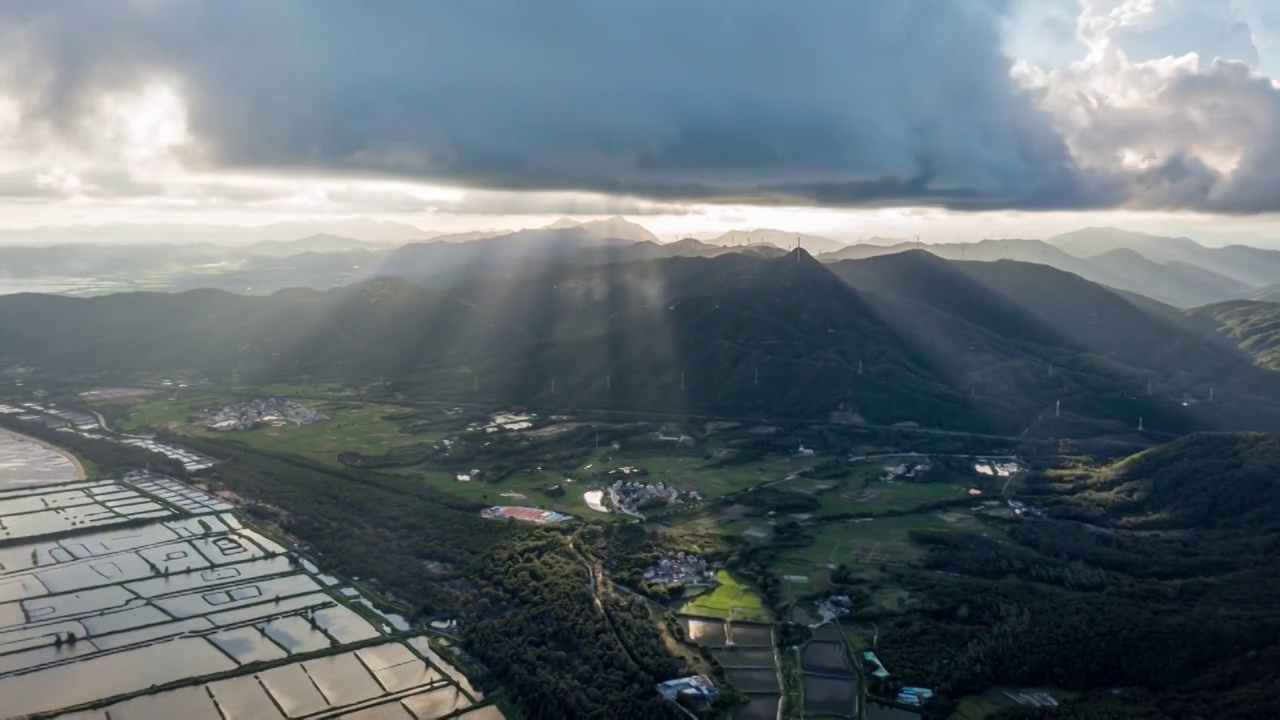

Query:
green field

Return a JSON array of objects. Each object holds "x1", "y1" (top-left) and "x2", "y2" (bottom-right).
[
  {"x1": 607, "y1": 452, "x2": 815, "y2": 499},
  {"x1": 811, "y1": 476, "x2": 974, "y2": 516},
  {"x1": 770, "y1": 511, "x2": 989, "y2": 586},
  {"x1": 401, "y1": 467, "x2": 615, "y2": 517},
  {"x1": 678, "y1": 570, "x2": 770, "y2": 622},
  {"x1": 120, "y1": 396, "x2": 420, "y2": 467}
]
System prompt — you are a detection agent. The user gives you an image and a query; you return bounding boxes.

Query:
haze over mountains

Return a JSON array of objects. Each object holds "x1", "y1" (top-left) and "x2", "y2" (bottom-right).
[
  {"x1": 1, "y1": 225, "x2": 1278, "y2": 438},
  {"x1": 1, "y1": 218, "x2": 1277, "y2": 307}
]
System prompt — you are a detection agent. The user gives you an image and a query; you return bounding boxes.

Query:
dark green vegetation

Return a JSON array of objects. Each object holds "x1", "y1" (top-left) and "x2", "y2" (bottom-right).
[
  {"x1": 460, "y1": 529, "x2": 688, "y2": 720},
  {"x1": 177, "y1": 433, "x2": 503, "y2": 614},
  {"x1": 860, "y1": 433, "x2": 1280, "y2": 718},
  {"x1": 828, "y1": 252, "x2": 1280, "y2": 434},
  {"x1": 1188, "y1": 299, "x2": 1280, "y2": 370},
  {"x1": 3, "y1": 249, "x2": 1279, "y2": 438}
]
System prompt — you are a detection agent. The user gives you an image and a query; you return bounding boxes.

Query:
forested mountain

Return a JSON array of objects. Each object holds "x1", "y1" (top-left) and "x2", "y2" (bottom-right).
[
  {"x1": 820, "y1": 236, "x2": 1265, "y2": 307},
  {"x1": 1092, "y1": 432, "x2": 1280, "y2": 530},
  {"x1": 373, "y1": 220, "x2": 796, "y2": 281},
  {"x1": 2, "y1": 250, "x2": 1279, "y2": 436},
  {"x1": 1246, "y1": 283, "x2": 1280, "y2": 303},
  {"x1": 891, "y1": 432, "x2": 1280, "y2": 718},
  {"x1": 1187, "y1": 300, "x2": 1280, "y2": 370},
  {"x1": 1048, "y1": 226, "x2": 1280, "y2": 290},
  {"x1": 1082, "y1": 248, "x2": 1247, "y2": 307},
  {"x1": 829, "y1": 252, "x2": 1277, "y2": 397}
]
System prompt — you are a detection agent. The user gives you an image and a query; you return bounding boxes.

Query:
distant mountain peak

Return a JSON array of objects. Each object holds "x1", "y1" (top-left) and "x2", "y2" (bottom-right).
[
  {"x1": 574, "y1": 217, "x2": 659, "y2": 243},
  {"x1": 545, "y1": 217, "x2": 581, "y2": 230}
]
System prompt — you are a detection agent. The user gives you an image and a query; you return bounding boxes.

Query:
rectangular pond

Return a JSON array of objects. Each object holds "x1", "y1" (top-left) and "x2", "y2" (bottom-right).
[
  {"x1": 727, "y1": 621, "x2": 773, "y2": 647},
  {"x1": 802, "y1": 674, "x2": 857, "y2": 716},
  {"x1": 725, "y1": 668, "x2": 780, "y2": 693},
  {"x1": 0, "y1": 636, "x2": 235, "y2": 718},
  {"x1": 733, "y1": 694, "x2": 780, "y2": 720},
  {"x1": 262, "y1": 614, "x2": 332, "y2": 654},
  {"x1": 713, "y1": 646, "x2": 776, "y2": 668},
  {"x1": 314, "y1": 603, "x2": 381, "y2": 644},
  {"x1": 678, "y1": 616, "x2": 727, "y2": 646},
  {"x1": 305, "y1": 651, "x2": 386, "y2": 706},
  {"x1": 801, "y1": 640, "x2": 852, "y2": 676},
  {"x1": 208, "y1": 625, "x2": 289, "y2": 665}
]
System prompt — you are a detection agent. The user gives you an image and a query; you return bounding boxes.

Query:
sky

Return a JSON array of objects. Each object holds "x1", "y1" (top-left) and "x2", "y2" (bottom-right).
[{"x1": 4, "y1": 0, "x2": 1280, "y2": 244}]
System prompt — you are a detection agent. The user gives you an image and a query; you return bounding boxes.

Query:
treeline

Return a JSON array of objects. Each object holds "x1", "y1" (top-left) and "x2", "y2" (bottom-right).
[
  {"x1": 189, "y1": 438, "x2": 507, "y2": 615},
  {"x1": 459, "y1": 530, "x2": 688, "y2": 720}
]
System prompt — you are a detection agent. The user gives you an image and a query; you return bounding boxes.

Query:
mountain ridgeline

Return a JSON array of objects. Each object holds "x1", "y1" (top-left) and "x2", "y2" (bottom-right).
[{"x1": 1, "y1": 246, "x2": 1278, "y2": 437}]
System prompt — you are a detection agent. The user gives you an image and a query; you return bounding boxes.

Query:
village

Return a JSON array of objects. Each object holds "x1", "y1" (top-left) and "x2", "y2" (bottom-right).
[
  {"x1": 643, "y1": 552, "x2": 715, "y2": 585},
  {"x1": 608, "y1": 478, "x2": 701, "y2": 517},
  {"x1": 203, "y1": 397, "x2": 329, "y2": 431}
]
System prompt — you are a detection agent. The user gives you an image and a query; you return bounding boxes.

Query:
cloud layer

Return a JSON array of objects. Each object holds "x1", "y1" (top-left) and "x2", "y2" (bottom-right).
[{"x1": 1, "y1": 0, "x2": 1279, "y2": 213}]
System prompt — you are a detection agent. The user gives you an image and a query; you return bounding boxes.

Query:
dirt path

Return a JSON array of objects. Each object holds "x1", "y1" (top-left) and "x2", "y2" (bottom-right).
[
  {"x1": 0, "y1": 427, "x2": 86, "y2": 480},
  {"x1": 571, "y1": 541, "x2": 647, "y2": 671}
]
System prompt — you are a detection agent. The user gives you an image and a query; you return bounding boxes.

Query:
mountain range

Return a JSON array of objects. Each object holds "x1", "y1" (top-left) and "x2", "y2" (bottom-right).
[
  {"x1": 818, "y1": 228, "x2": 1280, "y2": 308},
  {"x1": 1, "y1": 242, "x2": 1278, "y2": 438},
  {"x1": 1, "y1": 219, "x2": 1276, "y2": 309}
]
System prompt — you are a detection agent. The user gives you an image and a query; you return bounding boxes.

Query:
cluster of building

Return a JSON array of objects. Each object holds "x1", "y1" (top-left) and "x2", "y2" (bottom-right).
[
  {"x1": 0, "y1": 403, "x2": 97, "y2": 430},
  {"x1": 607, "y1": 479, "x2": 700, "y2": 517},
  {"x1": 656, "y1": 675, "x2": 717, "y2": 707},
  {"x1": 480, "y1": 506, "x2": 574, "y2": 524},
  {"x1": 975, "y1": 461, "x2": 1020, "y2": 477},
  {"x1": 1, "y1": 398, "x2": 216, "y2": 472},
  {"x1": 472, "y1": 412, "x2": 535, "y2": 433},
  {"x1": 898, "y1": 686, "x2": 935, "y2": 707},
  {"x1": 814, "y1": 594, "x2": 854, "y2": 623},
  {"x1": 109, "y1": 434, "x2": 217, "y2": 471},
  {"x1": 203, "y1": 398, "x2": 328, "y2": 431},
  {"x1": 642, "y1": 553, "x2": 715, "y2": 585},
  {"x1": 881, "y1": 462, "x2": 931, "y2": 481},
  {"x1": 1007, "y1": 499, "x2": 1044, "y2": 518}
]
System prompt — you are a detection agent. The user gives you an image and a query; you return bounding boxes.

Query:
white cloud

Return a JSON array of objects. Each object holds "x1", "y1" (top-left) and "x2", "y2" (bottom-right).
[{"x1": 1014, "y1": 0, "x2": 1280, "y2": 213}]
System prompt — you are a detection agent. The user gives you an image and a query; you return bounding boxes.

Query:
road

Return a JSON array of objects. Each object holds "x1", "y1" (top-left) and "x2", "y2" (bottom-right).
[{"x1": 569, "y1": 541, "x2": 647, "y2": 673}]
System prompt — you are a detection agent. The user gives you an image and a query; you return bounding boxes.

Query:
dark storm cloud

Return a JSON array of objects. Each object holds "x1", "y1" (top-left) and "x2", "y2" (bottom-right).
[{"x1": 2, "y1": 0, "x2": 1108, "y2": 210}]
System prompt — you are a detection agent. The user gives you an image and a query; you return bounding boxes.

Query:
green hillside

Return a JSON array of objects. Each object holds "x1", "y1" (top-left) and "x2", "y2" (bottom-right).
[{"x1": 1188, "y1": 300, "x2": 1280, "y2": 370}]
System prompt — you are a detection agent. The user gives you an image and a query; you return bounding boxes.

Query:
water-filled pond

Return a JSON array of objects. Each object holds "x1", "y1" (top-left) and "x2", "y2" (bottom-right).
[
  {"x1": 802, "y1": 674, "x2": 856, "y2": 715},
  {"x1": 262, "y1": 614, "x2": 331, "y2": 654},
  {"x1": 801, "y1": 640, "x2": 851, "y2": 675},
  {"x1": 728, "y1": 621, "x2": 772, "y2": 647},
  {"x1": 733, "y1": 694, "x2": 780, "y2": 720},
  {"x1": 258, "y1": 662, "x2": 331, "y2": 717},
  {"x1": 305, "y1": 651, "x2": 385, "y2": 705},
  {"x1": 208, "y1": 625, "x2": 289, "y2": 664},
  {"x1": 725, "y1": 667, "x2": 780, "y2": 693},
  {"x1": 0, "y1": 636, "x2": 235, "y2": 718},
  {"x1": 679, "y1": 616, "x2": 727, "y2": 646}
]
